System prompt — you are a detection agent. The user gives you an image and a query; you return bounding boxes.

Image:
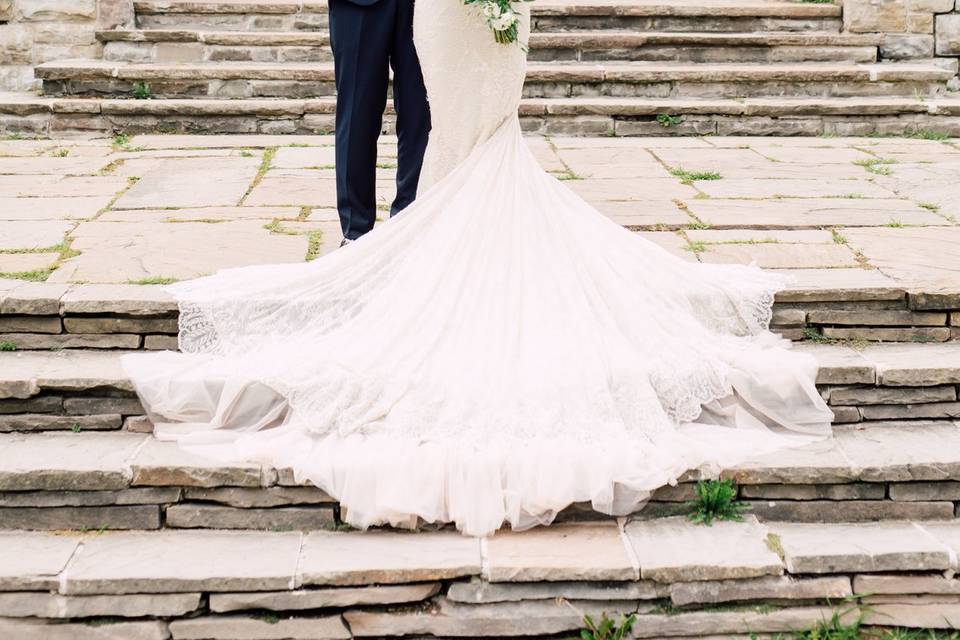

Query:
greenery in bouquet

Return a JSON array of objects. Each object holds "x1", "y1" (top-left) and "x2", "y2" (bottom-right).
[{"x1": 464, "y1": 0, "x2": 532, "y2": 44}]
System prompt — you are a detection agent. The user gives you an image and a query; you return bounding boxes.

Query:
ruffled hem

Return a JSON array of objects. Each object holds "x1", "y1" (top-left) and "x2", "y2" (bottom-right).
[{"x1": 152, "y1": 414, "x2": 822, "y2": 536}]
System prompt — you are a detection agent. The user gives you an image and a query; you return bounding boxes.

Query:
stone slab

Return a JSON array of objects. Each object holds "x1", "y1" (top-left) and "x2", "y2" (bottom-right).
[
  {"x1": 726, "y1": 435, "x2": 855, "y2": 485},
  {"x1": 0, "y1": 431, "x2": 146, "y2": 491},
  {"x1": 0, "y1": 619, "x2": 169, "y2": 640},
  {"x1": 0, "y1": 532, "x2": 80, "y2": 590},
  {"x1": 769, "y1": 522, "x2": 952, "y2": 574},
  {"x1": 114, "y1": 156, "x2": 261, "y2": 209},
  {"x1": 0, "y1": 175, "x2": 130, "y2": 198},
  {"x1": 692, "y1": 178, "x2": 894, "y2": 199},
  {"x1": 64, "y1": 316, "x2": 178, "y2": 334},
  {"x1": 50, "y1": 220, "x2": 308, "y2": 283},
  {"x1": 60, "y1": 284, "x2": 177, "y2": 315},
  {"x1": 485, "y1": 522, "x2": 637, "y2": 582},
  {"x1": 447, "y1": 577, "x2": 666, "y2": 604},
  {"x1": 699, "y1": 243, "x2": 859, "y2": 269},
  {"x1": 0, "y1": 413, "x2": 123, "y2": 432},
  {"x1": 183, "y1": 486, "x2": 334, "y2": 507},
  {"x1": 686, "y1": 198, "x2": 944, "y2": 229},
  {"x1": 62, "y1": 530, "x2": 303, "y2": 594},
  {"x1": 744, "y1": 499, "x2": 953, "y2": 523},
  {"x1": 738, "y1": 483, "x2": 885, "y2": 500},
  {"x1": 210, "y1": 583, "x2": 441, "y2": 612},
  {"x1": 794, "y1": 343, "x2": 875, "y2": 385},
  {"x1": 0, "y1": 220, "x2": 72, "y2": 251},
  {"x1": 299, "y1": 531, "x2": 481, "y2": 586},
  {"x1": 861, "y1": 342, "x2": 960, "y2": 386},
  {"x1": 0, "y1": 196, "x2": 112, "y2": 221},
  {"x1": 835, "y1": 422, "x2": 960, "y2": 482},
  {"x1": 629, "y1": 606, "x2": 854, "y2": 638},
  {"x1": 843, "y1": 227, "x2": 960, "y2": 289},
  {"x1": 0, "y1": 253, "x2": 59, "y2": 273},
  {"x1": 0, "y1": 350, "x2": 131, "y2": 396},
  {"x1": 625, "y1": 516, "x2": 782, "y2": 582},
  {"x1": 828, "y1": 385, "x2": 956, "y2": 406},
  {"x1": 854, "y1": 574, "x2": 960, "y2": 596},
  {"x1": 130, "y1": 438, "x2": 263, "y2": 488},
  {"x1": 0, "y1": 505, "x2": 161, "y2": 530},
  {"x1": 669, "y1": 575, "x2": 852, "y2": 606},
  {"x1": 890, "y1": 481, "x2": 960, "y2": 502},
  {"x1": 774, "y1": 268, "x2": 902, "y2": 303},
  {"x1": 0, "y1": 591, "x2": 201, "y2": 617},
  {"x1": 863, "y1": 603, "x2": 960, "y2": 629},
  {"x1": 345, "y1": 598, "x2": 638, "y2": 637},
  {"x1": 0, "y1": 282, "x2": 71, "y2": 315},
  {"x1": 0, "y1": 487, "x2": 180, "y2": 507},
  {"x1": 568, "y1": 177, "x2": 698, "y2": 201},
  {"x1": 166, "y1": 504, "x2": 335, "y2": 529},
  {"x1": 169, "y1": 615, "x2": 350, "y2": 640}
]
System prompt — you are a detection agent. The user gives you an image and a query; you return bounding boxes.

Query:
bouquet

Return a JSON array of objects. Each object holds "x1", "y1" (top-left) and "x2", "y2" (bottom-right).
[{"x1": 464, "y1": 0, "x2": 531, "y2": 45}]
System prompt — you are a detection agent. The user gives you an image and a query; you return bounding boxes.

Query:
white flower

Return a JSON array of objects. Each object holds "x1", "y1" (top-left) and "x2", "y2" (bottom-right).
[
  {"x1": 482, "y1": 1, "x2": 501, "y2": 19},
  {"x1": 490, "y1": 9, "x2": 516, "y2": 30}
]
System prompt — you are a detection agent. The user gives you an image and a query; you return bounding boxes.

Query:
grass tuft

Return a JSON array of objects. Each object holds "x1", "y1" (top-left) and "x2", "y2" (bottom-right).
[
  {"x1": 128, "y1": 276, "x2": 178, "y2": 285},
  {"x1": 671, "y1": 167, "x2": 722, "y2": 183},
  {"x1": 854, "y1": 158, "x2": 897, "y2": 176},
  {"x1": 0, "y1": 341, "x2": 17, "y2": 352},
  {"x1": 132, "y1": 82, "x2": 151, "y2": 100},
  {"x1": 685, "y1": 478, "x2": 749, "y2": 526},
  {"x1": 657, "y1": 113, "x2": 683, "y2": 128},
  {"x1": 577, "y1": 612, "x2": 637, "y2": 640}
]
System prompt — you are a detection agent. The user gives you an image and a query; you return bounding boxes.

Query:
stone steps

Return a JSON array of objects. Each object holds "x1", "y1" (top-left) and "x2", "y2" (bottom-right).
[
  {"x1": 7, "y1": 92, "x2": 960, "y2": 136},
  {"x1": 132, "y1": 0, "x2": 843, "y2": 33},
  {"x1": 35, "y1": 59, "x2": 954, "y2": 100},
  {"x1": 2, "y1": 338, "x2": 960, "y2": 428},
  {"x1": 2, "y1": 518, "x2": 960, "y2": 638},
  {"x1": 98, "y1": 29, "x2": 882, "y2": 64},
  {"x1": 3, "y1": 274, "x2": 958, "y2": 351},
  {"x1": 5, "y1": 421, "x2": 960, "y2": 531}
]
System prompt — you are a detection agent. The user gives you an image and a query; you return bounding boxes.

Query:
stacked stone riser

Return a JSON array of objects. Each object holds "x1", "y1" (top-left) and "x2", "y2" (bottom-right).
[
  {"x1": 99, "y1": 33, "x2": 880, "y2": 65},
  {"x1": 12, "y1": 104, "x2": 960, "y2": 138},
  {"x1": 3, "y1": 286, "x2": 957, "y2": 351},
  {"x1": 38, "y1": 67, "x2": 953, "y2": 100},
  {"x1": 131, "y1": 2, "x2": 839, "y2": 34},
  {"x1": 3, "y1": 475, "x2": 960, "y2": 531},
  {"x1": 2, "y1": 424, "x2": 960, "y2": 530},
  {"x1": 6, "y1": 519, "x2": 960, "y2": 638},
  {"x1": 3, "y1": 379, "x2": 959, "y2": 436}
]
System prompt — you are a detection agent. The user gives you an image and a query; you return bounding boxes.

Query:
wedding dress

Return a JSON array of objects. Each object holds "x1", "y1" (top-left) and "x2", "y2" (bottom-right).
[{"x1": 121, "y1": 0, "x2": 833, "y2": 536}]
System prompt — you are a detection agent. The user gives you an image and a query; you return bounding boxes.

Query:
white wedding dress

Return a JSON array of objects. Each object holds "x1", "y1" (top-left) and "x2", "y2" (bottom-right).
[{"x1": 122, "y1": 1, "x2": 833, "y2": 536}]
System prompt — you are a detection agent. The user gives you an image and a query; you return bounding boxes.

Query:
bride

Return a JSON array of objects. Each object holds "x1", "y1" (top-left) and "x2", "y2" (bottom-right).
[{"x1": 121, "y1": 0, "x2": 833, "y2": 537}]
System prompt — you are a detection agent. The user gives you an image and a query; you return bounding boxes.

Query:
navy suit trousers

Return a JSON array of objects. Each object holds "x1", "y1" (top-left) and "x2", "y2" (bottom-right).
[{"x1": 329, "y1": 0, "x2": 431, "y2": 240}]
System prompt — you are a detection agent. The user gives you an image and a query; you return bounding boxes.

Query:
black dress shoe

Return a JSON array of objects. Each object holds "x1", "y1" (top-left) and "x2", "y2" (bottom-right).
[{"x1": 340, "y1": 238, "x2": 353, "y2": 248}]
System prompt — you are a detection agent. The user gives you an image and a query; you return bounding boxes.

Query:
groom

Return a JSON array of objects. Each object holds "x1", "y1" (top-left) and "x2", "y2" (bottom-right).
[{"x1": 329, "y1": 0, "x2": 431, "y2": 244}]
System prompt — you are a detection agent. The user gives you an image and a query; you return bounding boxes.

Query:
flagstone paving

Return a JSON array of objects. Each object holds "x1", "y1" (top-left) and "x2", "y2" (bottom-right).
[{"x1": 0, "y1": 133, "x2": 958, "y2": 287}]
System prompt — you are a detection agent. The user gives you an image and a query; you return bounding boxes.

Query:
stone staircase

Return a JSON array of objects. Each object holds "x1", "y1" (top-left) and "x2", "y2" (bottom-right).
[
  {"x1": 3, "y1": 282, "x2": 960, "y2": 635},
  {"x1": 4, "y1": 0, "x2": 960, "y2": 136}
]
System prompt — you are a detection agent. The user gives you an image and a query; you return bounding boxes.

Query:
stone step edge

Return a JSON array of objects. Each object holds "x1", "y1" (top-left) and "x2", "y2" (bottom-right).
[
  {"x1": 34, "y1": 60, "x2": 954, "y2": 83},
  {"x1": 7, "y1": 95, "x2": 960, "y2": 118},
  {"x1": 97, "y1": 28, "x2": 882, "y2": 47},
  {"x1": 3, "y1": 518, "x2": 959, "y2": 595},
  {"x1": 5, "y1": 422, "x2": 960, "y2": 510},
  {"x1": 2, "y1": 342, "x2": 959, "y2": 396},
  {"x1": 0, "y1": 280, "x2": 955, "y2": 315},
  {"x1": 132, "y1": 0, "x2": 842, "y2": 18}
]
